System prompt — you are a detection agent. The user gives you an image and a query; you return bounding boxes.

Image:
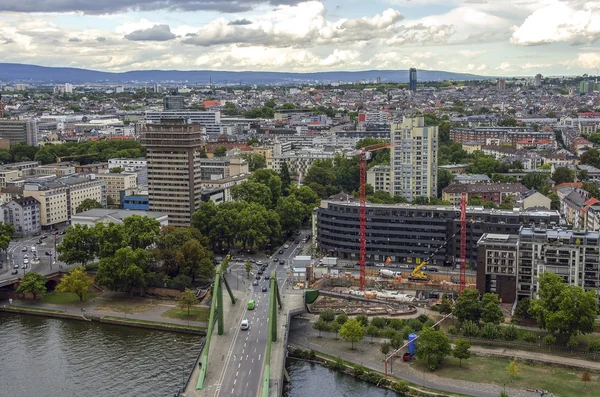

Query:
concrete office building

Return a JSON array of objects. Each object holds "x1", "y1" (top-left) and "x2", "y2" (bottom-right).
[
  {"x1": 0, "y1": 119, "x2": 38, "y2": 146},
  {"x1": 390, "y1": 117, "x2": 438, "y2": 201},
  {"x1": 163, "y1": 95, "x2": 185, "y2": 111},
  {"x1": 108, "y1": 157, "x2": 147, "y2": 172},
  {"x1": 477, "y1": 226, "x2": 600, "y2": 304},
  {"x1": 409, "y1": 68, "x2": 417, "y2": 92},
  {"x1": 144, "y1": 110, "x2": 221, "y2": 136},
  {"x1": 497, "y1": 79, "x2": 506, "y2": 90},
  {"x1": 96, "y1": 173, "x2": 138, "y2": 205},
  {"x1": 139, "y1": 120, "x2": 204, "y2": 227},
  {"x1": 1, "y1": 197, "x2": 41, "y2": 237},
  {"x1": 534, "y1": 74, "x2": 542, "y2": 86},
  {"x1": 314, "y1": 197, "x2": 560, "y2": 268}
]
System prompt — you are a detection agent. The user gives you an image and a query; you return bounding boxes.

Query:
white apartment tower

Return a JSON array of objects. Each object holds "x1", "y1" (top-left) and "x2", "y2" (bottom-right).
[{"x1": 390, "y1": 117, "x2": 438, "y2": 201}]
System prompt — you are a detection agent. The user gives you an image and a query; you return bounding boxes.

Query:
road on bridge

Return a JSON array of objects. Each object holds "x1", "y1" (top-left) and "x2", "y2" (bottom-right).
[{"x1": 212, "y1": 230, "x2": 307, "y2": 397}]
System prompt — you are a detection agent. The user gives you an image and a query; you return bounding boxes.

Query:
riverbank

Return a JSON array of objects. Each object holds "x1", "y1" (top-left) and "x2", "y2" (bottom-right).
[{"x1": 0, "y1": 305, "x2": 206, "y2": 335}]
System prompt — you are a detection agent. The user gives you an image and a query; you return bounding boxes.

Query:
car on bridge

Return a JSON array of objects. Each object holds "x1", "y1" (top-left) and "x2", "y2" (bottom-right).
[
  {"x1": 240, "y1": 319, "x2": 249, "y2": 330},
  {"x1": 11, "y1": 270, "x2": 17, "y2": 275},
  {"x1": 247, "y1": 300, "x2": 255, "y2": 310}
]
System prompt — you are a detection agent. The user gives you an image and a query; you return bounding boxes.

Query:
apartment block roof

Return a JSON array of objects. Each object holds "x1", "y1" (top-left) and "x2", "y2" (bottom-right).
[{"x1": 443, "y1": 183, "x2": 529, "y2": 194}]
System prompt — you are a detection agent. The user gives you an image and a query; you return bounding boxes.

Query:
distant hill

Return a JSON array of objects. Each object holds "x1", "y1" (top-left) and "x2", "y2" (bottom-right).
[{"x1": 0, "y1": 63, "x2": 491, "y2": 85}]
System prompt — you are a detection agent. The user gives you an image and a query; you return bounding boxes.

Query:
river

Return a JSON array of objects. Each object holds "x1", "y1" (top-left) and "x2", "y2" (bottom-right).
[
  {"x1": 285, "y1": 359, "x2": 398, "y2": 397},
  {"x1": 0, "y1": 312, "x2": 202, "y2": 397}
]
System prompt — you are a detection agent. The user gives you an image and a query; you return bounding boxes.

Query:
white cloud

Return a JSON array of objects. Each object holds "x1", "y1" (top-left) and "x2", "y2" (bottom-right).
[
  {"x1": 498, "y1": 62, "x2": 512, "y2": 71},
  {"x1": 572, "y1": 52, "x2": 600, "y2": 69},
  {"x1": 510, "y1": 1, "x2": 600, "y2": 45},
  {"x1": 458, "y1": 49, "x2": 486, "y2": 58}
]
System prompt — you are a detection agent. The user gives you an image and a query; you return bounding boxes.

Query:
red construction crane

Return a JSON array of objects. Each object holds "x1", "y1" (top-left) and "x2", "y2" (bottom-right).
[
  {"x1": 356, "y1": 143, "x2": 392, "y2": 291},
  {"x1": 459, "y1": 192, "x2": 467, "y2": 294}
]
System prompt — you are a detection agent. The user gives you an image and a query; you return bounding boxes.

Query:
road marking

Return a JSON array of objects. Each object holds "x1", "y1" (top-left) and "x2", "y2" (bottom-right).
[
  {"x1": 252, "y1": 359, "x2": 254, "y2": 363},
  {"x1": 246, "y1": 355, "x2": 248, "y2": 360},
  {"x1": 231, "y1": 388, "x2": 234, "y2": 394},
  {"x1": 236, "y1": 371, "x2": 238, "y2": 377},
  {"x1": 242, "y1": 349, "x2": 244, "y2": 354},
  {"x1": 258, "y1": 354, "x2": 261, "y2": 360},
  {"x1": 249, "y1": 370, "x2": 251, "y2": 375},
  {"x1": 234, "y1": 379, "x2": 236, "y2": 385}
]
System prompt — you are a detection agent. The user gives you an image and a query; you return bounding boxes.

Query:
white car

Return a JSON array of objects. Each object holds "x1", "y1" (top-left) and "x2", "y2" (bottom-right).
[
  {"x1": 23, "y1": 254, "x2": 28, "y2": 259},
  {"x1": 240, "y1": 319, "x2": 249, "y2": 330},
  {"x1": 284, "y1": 244, "x2": 289, "y2": 249},
  {"x1": 31, "y1": 246, "x2": 36, "y2": 252},
  {"x1": 23, "y1": 259, "x2": 29, "y2": 264}
]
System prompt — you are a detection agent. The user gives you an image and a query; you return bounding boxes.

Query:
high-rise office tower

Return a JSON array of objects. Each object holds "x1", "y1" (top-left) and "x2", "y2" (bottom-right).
[
  {"x1": 0, "y1": 119, "x2": 38, "y2": 146},
  {"x1": 163, "y1": 95, "x2": 185, "y2": 111},
  {"x1": 390, "y1": 117, "x2": 438, "y2": 202},
  {"x1": 497, "y1": 79, "x2": 506, "y2": 90},
  {"x1": 139, "y1": 120, "x2": 204, "y2": 227},
  {"x1": 534, "y1": 74, "x2": 542, "y2": 86},
  {"x1": 409, "y1": 68, "x2": 417, "y2": 93}
]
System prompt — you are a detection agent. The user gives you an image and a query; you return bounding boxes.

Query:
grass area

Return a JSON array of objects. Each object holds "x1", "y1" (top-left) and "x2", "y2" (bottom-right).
[
  {"x1": 40, "y1": 292, "x2": 99, "y2": 305},
  {"x1": 103, "y1": 316, "x2": 205, "y2": 331},
  {"x1": 412, "y1": 356, "x2": 600, "y2": 397},
  {"x1": 9, "y1": 305, "x2": 65, "y2": 314},
  {"x1": 95, "y1": 299, "x2": 157, "y2": 314},
  {"x1": 161, "y1": 307, "x2": 210, "y2": 323}
]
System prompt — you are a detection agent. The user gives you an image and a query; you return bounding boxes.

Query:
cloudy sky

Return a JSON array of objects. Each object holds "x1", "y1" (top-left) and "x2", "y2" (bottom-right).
[{"x1": 0, "y1": 0, "x2": 598, "y2": 76}]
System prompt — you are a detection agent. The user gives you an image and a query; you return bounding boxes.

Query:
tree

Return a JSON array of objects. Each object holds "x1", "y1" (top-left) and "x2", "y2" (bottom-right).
[
  {"x1": 481, "y1": 293, "x2": 504, "y2": 324},
  {"x1": 123, "y1": 215, "x2": 161, "y2": 250},
  {"x1": 96, "y1": 247, "x2": 154, "y2": 295},
  {"x1": 330, "y1": 321, "x2": 342, "y2": 339},
  {"x1": 76, "y1": 198, "x2": 103, "y2": 214},
  {"x1": 514, "y1": 298, "x2": 531, "y2": 318},
  {"x1": 231, "y1": 181, "x2": 273, "y2": 208},
  {"x1": 339, "y1": 318, "x2": 365, "y2": 349},
  {"x1": 499, "y1": 118, "x2": 517, "y2": 127},
  {"x1": 581, "y1": 370, "x2": 592, "y2": 389},
  {"x1": 109, "y1": 167, "x2": 124, "y2": 173},
  {"x1": 453, "y1": 289, "x2": 481, "y2": 323},
  {"x1": 437, "y1": 169, "x2": 453, "y2": 196},
  {"x1": 335, "y1": 312, "x2": 348, "y2": 325},
  {"x1": 213, "y1": 146, "x2": 227, "y2": 157},
  {"x1": 17, "y1": 272, "x2": 47, "y2": 301},
  {"x1": 94, "y1": 222, "x2": 126, "y2": 258},
  {"x1": 56, "y1": 266, "x2": 93, "y2": 301},
  {"x1": 245, "y1": 260, "x2": 252, "y2": 278},
  {"x1": 529, "y1": 271, "x2": 597, "y2": 338},
  {"x1": 580, "y1": 149, "x2": 600, "y2": 169},
  {"x1": 438, "y1": 294, "x2": 453, "y2": 315},
  {"x1": 246, "y1": 137, "x2": 260, "y2": 146},
  {"x1": 250, "y1": 169, "x2": 283, "y2": 207},
  {"x1": 241, "y1": 152, "x2": 266, "y2": 172},
  {"x1": 320, "y1": 309, "x2": 335, "y2": 322},
  {"x1": 551, "y1": 167, "x2": 575, "y2": 185},
  {"x1": 366, "y1": 324, "x2": 380, "y2": 343},
  {"x1": 522, "y1": 172, "x2": 550, "y2": 192},
  {"x1": 57, "y1": 224, "x2": 98, "y2": 266},
  {"x1": 582, "y1": 182, "x2": 600, "y2": 199},
  {"x1": 507, "y1": 360, "x2": 519, "y2": 382},
  {"x1": 279, "y1": 160, "x2": 292, "y2": 194},
  {"x1": 313, "y1": 319, "x2": 330, "y2": 337},
  {"x1": 176, "y1": 239, "x2": 214, "y2": 283},
  {"x1": 416, "y1": 328, "x2": 452, "y2": 370},
  {"x1": 276, "y1": 196, "x2": 305, "y2": 235},
  {"x1": 0, "y1": 222, "x2": 14, "y2": 252},
  {"x1": 548, "y1": 192, "x2": 560, "y2": 210},
  {"x1": 177, "y1": 288, "x2": 199, "y2": 315},
  {"x1": 452, "y1": 339, "x2": 471, "y2": 367},
  {"x1": 380, "y1": 341, "x2": 391, "y2": 359}
]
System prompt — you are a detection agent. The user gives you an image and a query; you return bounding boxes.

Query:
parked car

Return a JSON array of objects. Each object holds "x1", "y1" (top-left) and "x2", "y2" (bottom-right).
[
  {"x1": 261, "y1": 286, "x2": 268, "y2": 292},
  {"x1": 273, "y1": 257, "x2": 278, "y2": 262},
  {"x1": 45, "y1": 251, "x2": 52, "y2": 256},
  {"x1": 21, "y1": 247, "x2": 27, "y2": 252},
  {"x1": 294, "y1": 240, "x2": 299, "y2": 244},
  {"x1": 279, "y1": 250, "x2": 283, "y2": 254},
  {"x1": 255, "y1": 275, "x2": 261, "y2": 280},
  {"x1": 23, "y1": 254, "x2": 28, "y2": 259},
  {"x1": 375, "y1": 263, "x2": 385, "y2": 267},
  {"x1": 257, "y1": 270, "x2": 263, "y2": 275},
  {"x1": 11, "y1": 270, "x2": 18, "y2": 275},
  {"x1": 59, "y1": 231, "x2": 66, "y2": 235},
  {"x1": 252, "y1": 280, "x2": 259, "y2": 286},
  {"x1": 295, "y1": 230, "x2": 301, "y2": 235},
  {"x1": 23, "y1": 259, "x2": 29, "y2": 264},
  {"x1": 279, "y1": 260, "x2": 285, "y2": 265},
  {"x1": 51, "y1": 231, "x2": 59, "y2": 235},
  {"x1": 13, "y1": 264, "x2": 19, "y2": 269},
  {"x1": 427, "y1": 267, "x2": 439, "y2": 272},
  {"x1": 264, "y1": 275, "x2": 270, "y2": 280},
  {"x1": 283, "y1": 244, "x2": 289, "y2": 249}
]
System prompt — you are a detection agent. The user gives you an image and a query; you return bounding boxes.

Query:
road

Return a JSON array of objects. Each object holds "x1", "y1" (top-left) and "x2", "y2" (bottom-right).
[
  {"x1": 0, "y1": 230, "x2": 69, "y2": 285},
  {"x1": 214, "y1": 231, "x2": 307, "y2": 397}
]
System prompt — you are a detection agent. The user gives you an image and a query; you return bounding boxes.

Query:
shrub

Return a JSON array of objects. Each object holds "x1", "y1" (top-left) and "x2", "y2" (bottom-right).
[
  {"x1": 407, "y1": 318, "x2": 424, "y2": 332},
  {"x1": 462, "y1": 320, "x2": 480, "y2": 338},
  {"x1": 393, "y1": 380, "x2": 410, "y2": 393},
  {"x1": 417, "y1": 314, "x2": 430, "y2": 323},
  {"x1": 521, "y1": 331, "x2": 537, "y2": 343},
  {"x1": 353, "y1": 365, "x2": 365, "y2": 377},
  {"x1": 388, "y1": 318, "x2": 405, "y2": 330},
  {"x1": 400, "y1": 325, "x2": 415, "y2": 341},
  {"x1": 567, "y1": 336, "x2": 579, "y2": 349},
  {"x1": 335, "y1": 312, "x2": 348, "y2": 325},
  {"x1": 480, "y1": 323, "x2": 501, "y2": 340},
  {"x1": 588, "y1": 339, "x2": 600, "y2": 352},
  {"x1": 320, "y1": 309, "x2": 335, "y2": 322},
  {"x1": 543, "y1": 334, "x2": 556, "y2": 345},
  {"x1": 371, "y1": 317, "x2": 387, "y2": 329},
  {"x1": 422, "y1": 319, "x2": 436, "y2": 330},
  {"x1": 514, "y1": 298, "x2": 531, "y2": 318},
  {"x1": 383, "y1": 328, "x2": 398, "y2": 339},
  {"x1": 447, "y1": 325, "x2": 458, "y2": 335},
  {"x1": 503, "y1": 325, "x2": 519, "y2": 341},
  {"x1": 331, "y1": 357, "x2": 345, "y2": 371},
  {"x1": 356, "y1": 314, "x2": 369, "y2": 327}
]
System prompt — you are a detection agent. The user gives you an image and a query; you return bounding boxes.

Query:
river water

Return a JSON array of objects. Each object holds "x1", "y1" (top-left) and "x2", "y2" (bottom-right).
[
  {"x1": 0, "y1": 312, "x2": 202, "y2": 397},
  {"x1": 285, "y1": 360, "x2": 398, "y2": 397}
]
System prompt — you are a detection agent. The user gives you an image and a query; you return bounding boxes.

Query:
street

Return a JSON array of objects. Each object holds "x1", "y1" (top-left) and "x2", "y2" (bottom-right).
[
  {"x1": 0, "y1": 230, "x2": 69, "y2": 284},
  {"x1": 214, "y1": 231, "x2": 307, "y2": 397}
]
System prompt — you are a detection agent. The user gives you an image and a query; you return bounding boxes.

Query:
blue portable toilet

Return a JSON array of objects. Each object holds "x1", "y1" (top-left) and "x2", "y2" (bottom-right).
[{"x1": 408, "y1": 333, "x2": 418, "y2": 355}]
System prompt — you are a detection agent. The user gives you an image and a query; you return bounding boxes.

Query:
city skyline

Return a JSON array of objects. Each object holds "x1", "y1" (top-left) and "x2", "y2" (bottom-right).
[{"x1": 0, "y1": 0, "x2": 597, "y2": 76}]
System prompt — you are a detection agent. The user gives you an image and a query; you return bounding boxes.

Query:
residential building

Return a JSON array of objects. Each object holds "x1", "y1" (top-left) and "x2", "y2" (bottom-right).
[
  {"x1": 0, "y1": 119, "x2": 38, "y2": 146},
  {"x1": 72, "y1": 208, "x2": 168, "y2": 227},
  {"x1": 366, "y1": 165, "x2": 391, "y2": 193},
  {"x1": 450, "y1": 127, "x2": 554, "y2": 146},
  {"x1": 358, "y1": 112, "x2": 390, "y2": 124},
  {"x1": 476, "y1": 233, "x2": 519, "y2": 303},
  {"x1": 452, "y1": 174, "x2": 491, "y2": 184},
  {"x1": 273, "y1": 109, "x2": 313, "y2": 123},
  {"x1": 442, "y1": 183, "x2": 529, "y2": 205},
  {"x1": 518, "y1": 189, "x2": 551, "y2": 210},
  {"x1": 569, "y1": 137, "x2": 593, "y2": 156},
  {"x1": 390, "y1": 117, "x2": 438, "y2": 201},
  {"x1": 1, "y1": 197, "x2": 41, "y2": 237},
  {"x1": 96, "y1": 173, "x2": 138, "y2": 205},
  {"x1": 163, "y1": 95, "x2": 185, "y2": 111},
  {"x1": 0, "y1": 168, "x2": 21, "y2": 188},
  {"x1": 314, "y1": 197, "x2": 560, "y2": 268},
  {"x1": 409, "y1": 68, "x2": 417, "y2": 92},
  {"x1": 23, "y1": 176, "x2": 106, "y2": 228},
  {"x1": 199, "y1": 173, "x2": 250, "y2": 202},
  {"x1": 267, "y1": 149, "x2": 335, "y2": 175},
  {"x1": 108, "y1": 157, "x2": 147, "y2": 172},
  {"x1": 139, "y1": 120, "x2": 204, "y2": 227},
  {"x1": 462, "y1": 141, "x2": 481, "y2": 154},
  {"x1": 478, "y1": 227, "x2": 600, "y2": 304},
  {"x1": 120, "y1": 185, "x2": 149, "y2": 211}
]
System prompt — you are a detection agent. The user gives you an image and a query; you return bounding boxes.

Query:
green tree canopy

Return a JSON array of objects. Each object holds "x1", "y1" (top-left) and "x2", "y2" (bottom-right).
[
  {"x1": 453, "y1": 289, "x2": 481, "y2": 323},
  {"x1": 481, "y1": 293, "x2": 504, "y2": 324},
  {"x1": 76, "y1": 198, "x2": 103, "y2": 214},
  {"x1": 96, "y1": 247, "x2": 154, "y2": 295},
  {"x1": 552, "y1": 167, "x2": 575, "y2": 184},
  {"x1": 0, "y1": 222, "x2": 14, "y2": 252},
  {"x1": 249, "y1": 169, "x2": 283, "y2": 206},
  {"x1": 339, "y1": 318, "x2": 365, "y2": 349},
  {"x1": 279, "y1": 160, "x2": 292, "y2": 194},
  {"x1": 522, "y1": 172, "x2": 551, "y2": 192},
  {"x1": 177, "y1": 288, "x2": 199, "y2": 315},
  {"x1": 277, "y1": 196, "x2": 305, "y2": 235},
  {"x1": 452, "y1": 339, "x2": 471, "y2": 367},
  {"x1": 580, "y1": 149, "x2": 600, "y2": 169},
  {"x1": 17, "y1": 272, "x2": 47, "y2": 301},
  {"x1": 57, "y1": 224, "x2": 99, "y2": 266},
  {"x1": 213, "y1": 146, "x2": 227, "y2": 157},
  {"x1": 231, "y1": 181, "x2": 273, "y2": 208},
  {"x1": 56, "y1": 266, "x2": 93, "y2": 301},
  {"x1": 241, "y1": 152, "x2": 266, "y2": 171},
  {"x1": 416, "y1": 327, "x2": 452, "y2": 370}
]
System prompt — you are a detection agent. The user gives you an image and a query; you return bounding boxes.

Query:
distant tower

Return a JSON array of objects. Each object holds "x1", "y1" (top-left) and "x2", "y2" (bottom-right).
[
  {"x1": 0, "y1": 94, "x2": 4, "y2": 118},
  {"x1": 534, "y1": 74, "x2": 542, "y2": 86},
  {"x1": 497, "y1": 79, "x2": 506, "y2": 91},
  {"x1": 376, "y1": 76, "x2": 381, "y2": 84},
  {"x1": 409, "y1": 68, "x2": 417, "y2": 93}
]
